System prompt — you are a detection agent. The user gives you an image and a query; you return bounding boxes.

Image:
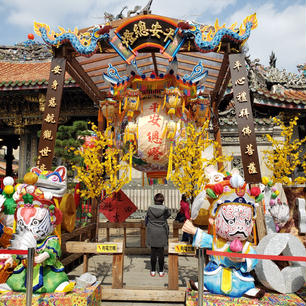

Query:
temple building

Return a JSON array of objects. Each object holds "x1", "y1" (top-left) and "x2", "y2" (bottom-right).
[{"x1": 0, "y1": 33, "x2": 305, "y2": 181}]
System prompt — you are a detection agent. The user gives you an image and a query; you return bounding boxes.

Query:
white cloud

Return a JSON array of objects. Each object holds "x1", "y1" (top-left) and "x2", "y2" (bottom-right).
[
  {"x1": 226, "y1": 2, "x2": 306, "y2": 73},
  {"x1": 151, "y1": 0, "x2": 237, "y2": 20},
  {"x1": 2, "y1": 0, "x2": 237, "y2": 28},
  {"x1": 3, "y1": 0, "x2": 126, "y2": 28}
]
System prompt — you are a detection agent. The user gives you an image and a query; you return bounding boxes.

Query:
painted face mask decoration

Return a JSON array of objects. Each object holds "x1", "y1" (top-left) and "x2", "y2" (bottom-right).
[
  {"x1": 13, "y1": 184, "x2": 62, "y2": 243},
  {"x1": 215, "y1": 204, "x2": 253, "y2": 241},
  {"x1": 16, "y1": 205, "x2": 53, "y2": 241}
]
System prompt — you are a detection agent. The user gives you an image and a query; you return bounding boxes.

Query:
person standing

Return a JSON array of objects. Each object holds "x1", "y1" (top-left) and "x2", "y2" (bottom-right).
[
  {"x1": 145, "y1": 193, "x2": 171, "y2": 277},
  {"x1": 179, "y1": 194, "x2": 192, "y2": 242}
]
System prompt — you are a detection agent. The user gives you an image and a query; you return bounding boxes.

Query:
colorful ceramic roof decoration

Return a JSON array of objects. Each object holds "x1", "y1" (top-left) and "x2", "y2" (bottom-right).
[
  {"x1": 180, "y1": 13, "x2": 257, "y2": 53},
  {"x1": 247, "y1": 58, "x2": 306, "y2": 110},
  {"x1": 33, "y1": 14, "x2": 257, "y2": 58},
  {"x1": 34, "y1": 22, "x2": 111, "y2": 57}
]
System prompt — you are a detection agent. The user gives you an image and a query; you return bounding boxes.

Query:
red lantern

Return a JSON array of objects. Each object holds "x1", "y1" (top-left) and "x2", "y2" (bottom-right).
[{"x1": 28, "y1": 33, "x2": 34, "y2": 40}]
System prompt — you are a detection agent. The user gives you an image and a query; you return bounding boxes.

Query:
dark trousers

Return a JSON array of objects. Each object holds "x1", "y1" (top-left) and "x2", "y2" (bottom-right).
[
  {"x1": 182, "y1": 231, "x2": 193, "y2": 243},
  {"x1": 150, "y1": 247, "x2": 164, "y2": 272}
]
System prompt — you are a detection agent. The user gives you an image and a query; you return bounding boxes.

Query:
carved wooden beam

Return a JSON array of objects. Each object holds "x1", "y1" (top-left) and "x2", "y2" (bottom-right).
[
  {"x1": 228, "y1": 53, "x2": 261, "y2": 183},
  {"x1": 66, "y1": 56, "x2": 106, "y2": 106},
  {"x1": 37, "y1": 50, "x2": 67, "y2": 171}
]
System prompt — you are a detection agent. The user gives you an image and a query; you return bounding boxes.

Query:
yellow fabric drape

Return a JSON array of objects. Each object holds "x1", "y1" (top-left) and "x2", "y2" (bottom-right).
[{"x1": 221, "y1": 267, "x2": 232, "y2": 294}]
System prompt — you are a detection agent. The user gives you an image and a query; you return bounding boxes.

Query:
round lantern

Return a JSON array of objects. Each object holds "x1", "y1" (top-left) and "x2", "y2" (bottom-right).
[{"x1": 120, "y1": 98, "x2": 182, "y2": 172}]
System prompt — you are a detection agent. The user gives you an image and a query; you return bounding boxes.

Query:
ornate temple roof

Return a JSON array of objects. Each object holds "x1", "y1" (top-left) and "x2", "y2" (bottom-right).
[
  {"x1": 247, "y1": 57, "x2": 306, "y2": 110},
  {"x1": 0, "y1": 42, "x2": 75, "y2": 90},
  {"x1": 0, "y1": 41, "x2": 52, "y2": 62}
]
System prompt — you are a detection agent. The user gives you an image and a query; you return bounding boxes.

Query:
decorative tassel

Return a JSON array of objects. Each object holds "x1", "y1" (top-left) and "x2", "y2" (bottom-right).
[
  {"x1": 168, "y1": 108, "x2": 175, "y2": 115},
  {"x1": 129, "y1": 143, "x2": 133, "y2": 181},
  {"x1": 262, "y1": 199, "x2": 266, "y2": 214},
  {"x1": 253, "y1": 223, "x2": 257, "y2": 245},
  {"x1": 136, "y1": 126, "x2": 139, "y2": 141},
  {"x1": 98, "y1": 108, "x2": 103, "y2": 122},
  {"x1": 119, "y1": 99, "x2": 122, "y2": 114},
  {"x1": 110, "y1": 131, "x2": 113, "y2": 146},
  {"x1": 182, "y1": 98, "x2": 185, "y2": 113},
  {"x1": 136, "y1": 95, "x2": 140, "y2": 110},
  {"x1": 124, "y1": 128, "x2": 127, "y2": 143},
  {"x1": 213, "y1": 221, "x2": 217, "y2": 244},
  {"x1": 162, "y1": 95, "x2": 166, "y2": 110},
  {"x1": 13, "y1": 219, "x2": 16, "y2": 234},
  {"x1": 162, "y1": 125, "x2": 167, "y2": 139},
  {"x1": 124, "y1": 97, "x2": 127, "y2": 110},
  {"x1": 157, "y1": 100, "x2": 161, "y2": 113},
  {"x1": 166, "y1": 142, "x2": 173, "y2": 180}
]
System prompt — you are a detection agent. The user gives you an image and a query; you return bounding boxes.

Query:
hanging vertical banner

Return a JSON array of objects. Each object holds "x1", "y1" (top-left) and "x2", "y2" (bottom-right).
[
  {"x1": 37, "y1": 56, "x2": 67, "y2": 171},
  {"x1": 229, "y1": 53, "x2": 261, "y2": 183}
]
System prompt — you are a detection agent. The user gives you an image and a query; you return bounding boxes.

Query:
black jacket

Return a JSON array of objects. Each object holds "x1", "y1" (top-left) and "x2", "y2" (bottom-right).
[{"x1": 145, "y1": 204, "x2": 171, "y2": 247}]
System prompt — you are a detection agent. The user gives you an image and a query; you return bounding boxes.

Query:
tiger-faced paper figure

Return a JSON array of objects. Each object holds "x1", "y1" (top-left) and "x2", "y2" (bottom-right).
[{"x1": 0, "y1": 182, "x2": 74, "y2": 293}]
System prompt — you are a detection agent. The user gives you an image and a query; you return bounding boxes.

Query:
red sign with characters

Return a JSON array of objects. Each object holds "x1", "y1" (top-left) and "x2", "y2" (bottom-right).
[{"x1": 100, "y1": 190, "x2": 137, "y2": 223}]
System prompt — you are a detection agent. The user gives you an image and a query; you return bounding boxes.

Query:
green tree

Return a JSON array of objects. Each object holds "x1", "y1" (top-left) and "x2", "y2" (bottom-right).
[{"x1": 38, "y1": 120, "x2": 92, "y2": 176}]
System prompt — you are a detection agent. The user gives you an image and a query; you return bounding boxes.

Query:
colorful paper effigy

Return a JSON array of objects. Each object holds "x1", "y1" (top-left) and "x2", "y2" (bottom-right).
[
  {"x1": 260, "y1": 177, "x2": 290, "y2": 233},
  {"x1": 31, "y1": 166, "x2": 76, "y2": 233},
  {"x1": 184, "y1": 172, "x2": 265, "y2": 298},
  {"x1": 0, "y1": 176, "x2": 74, "y2": 293}
]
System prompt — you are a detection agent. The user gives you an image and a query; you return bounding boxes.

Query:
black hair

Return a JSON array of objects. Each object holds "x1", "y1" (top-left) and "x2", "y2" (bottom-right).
[
  {"x1": 154, "y1": 193, "x2": 164, "y2": 205},
  {"x1": 181, "y1": 194, "x2": 187, "y2": 202}
]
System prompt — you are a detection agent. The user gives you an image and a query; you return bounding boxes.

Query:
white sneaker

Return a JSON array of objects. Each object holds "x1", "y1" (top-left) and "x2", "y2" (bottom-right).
[
  {"x1": 159, "y1": 271, "x2": 165, "y2": 277},
  {"x1": 150, "y1": 271, "x2": 156, "y2": 277}
]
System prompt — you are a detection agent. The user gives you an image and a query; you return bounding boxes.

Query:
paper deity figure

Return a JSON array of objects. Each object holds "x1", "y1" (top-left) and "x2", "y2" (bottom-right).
[
  {"x1": 100, "y1": 98, "x2": 118, "y2": 126},
  {"x1": 191, "y1": 96, "x2": 210, "y2": 126},
  {"x1": 122, "y1": 88, "x2": 141, "y2": 120},
  {"x1": 0, "y1": 182, "x2": 74, "y2": 293},
  {"x1": 162, "y1": 87, "x2": 183, "y2": 117},
  {"x1": 124, "y1": 122, "x2": 138, "y2": 145},
  {"x1": 183, "y1": 174, "x2": 265, "y2": 299}
]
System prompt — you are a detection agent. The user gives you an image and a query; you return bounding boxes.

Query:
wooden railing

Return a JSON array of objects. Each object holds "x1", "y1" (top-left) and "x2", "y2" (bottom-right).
[
  {"x1": 168, "y1": 240, "x2": 196, "y2": 290},
  {"x1": 61, "y1": 223, "x2": 96, "y2": 266},
  {"x1": 66, "y1": 240, "x2": 125, "y2": 289},
  {"x1": 99, "y1": 221, "x2": 146, "y2": 248}
]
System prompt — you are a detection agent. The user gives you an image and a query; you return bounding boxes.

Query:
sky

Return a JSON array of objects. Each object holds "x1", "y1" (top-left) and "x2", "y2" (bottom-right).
[{"x1": 0, "y1": 0, "x2": 305, "y2": 73}]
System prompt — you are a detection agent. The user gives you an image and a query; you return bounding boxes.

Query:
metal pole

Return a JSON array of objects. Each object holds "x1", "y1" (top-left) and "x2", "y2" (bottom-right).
[
  {"x1": 198, "y1": 248, "x2": 205, "y2": 306},
  {"x1": 26, "y1": 247, "x2": 35, "y2": 306}
]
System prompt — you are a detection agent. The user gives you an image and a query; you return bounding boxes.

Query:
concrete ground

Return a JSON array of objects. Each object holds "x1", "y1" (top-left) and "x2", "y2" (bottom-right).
[{"x1": 67, "y1": 221, "x2": 198, "y2": 305}]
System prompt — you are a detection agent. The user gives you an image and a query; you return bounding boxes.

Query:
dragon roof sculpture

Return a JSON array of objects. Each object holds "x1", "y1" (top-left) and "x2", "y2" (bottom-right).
[{"x1": 33, "y1": 13, "x2": 257, "y2": 57}]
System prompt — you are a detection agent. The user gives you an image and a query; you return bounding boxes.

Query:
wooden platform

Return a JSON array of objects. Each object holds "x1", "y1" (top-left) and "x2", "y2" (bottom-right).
[{"x1": 102, "y1": 287, "x2": 186, "y2": 302}]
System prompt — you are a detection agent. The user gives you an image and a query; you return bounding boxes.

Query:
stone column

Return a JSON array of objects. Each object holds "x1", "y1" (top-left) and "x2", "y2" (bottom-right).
[{"x1": 18, "y1": 133, "x2": 28, "y2": 179}]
